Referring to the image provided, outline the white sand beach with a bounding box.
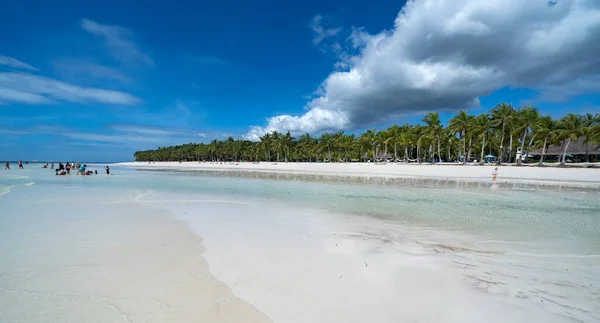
[119,161,600,187]
[0,183,271,323]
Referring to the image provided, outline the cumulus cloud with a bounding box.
[0,55,38,71]
[246,0,600,139]
[0,72,140,105]
[244,108,348,140]
[81,19,154,67]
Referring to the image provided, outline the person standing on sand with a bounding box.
[492,167,499,181]
[4,161,9,170]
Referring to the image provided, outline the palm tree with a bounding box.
[281,131,294,162]
[375,130,390,162]
[386,124,403,162]
[399,124,413,162]
[557,114,584,166]
[491,103,515,164]
[271,131,282,163]
[592,115,600,147]
[260,133,272,161]
[338,134,356,162]
[581,113,599,162]
[449,110,472,164]
[332,131,345,161]
[359,129,377,162]
[423,112,443,163]
[412,125,427,163]
[474,113,496,164]
[442,129,458,162]
[298,133,314,162]
[515,106,540,166]
[535,116,558,166]
[319,132,334,162]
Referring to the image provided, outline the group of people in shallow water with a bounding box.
[50,162,110,176]
[4,160,25,170]
[4,160,110,176]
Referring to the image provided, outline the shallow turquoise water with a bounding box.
[1,165,599,322]
[3,165,600,251]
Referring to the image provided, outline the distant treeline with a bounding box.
[134,104,600,166]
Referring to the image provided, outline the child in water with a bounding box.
[492,167,499,181]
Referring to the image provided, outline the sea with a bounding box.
[1,164,599,322]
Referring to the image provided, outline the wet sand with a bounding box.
[0,185,271,323]
[119,162,600,188]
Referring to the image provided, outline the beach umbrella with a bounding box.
[483,154,496,159]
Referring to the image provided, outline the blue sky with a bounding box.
[1,0,599,161]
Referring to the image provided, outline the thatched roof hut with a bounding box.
[530,137,600,156]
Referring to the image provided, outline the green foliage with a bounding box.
[134,106,599,164]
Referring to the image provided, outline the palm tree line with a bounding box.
[134,104,600,166]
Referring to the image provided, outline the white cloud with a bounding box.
[0,125,71,136]
[80,19,154,67]
[173,99,195,117]
[109,124,204,138]
[0,56,38,71]
[310,14,341,45]
[243,108,348,141]
[53,59,130,83]
[246,0,600,138]
[0,72,140,105]
[64,124,208,148]
[0,123,207,149]
[0,88,52,104]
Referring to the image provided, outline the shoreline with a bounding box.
[118,161,600,189]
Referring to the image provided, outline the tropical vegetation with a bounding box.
[134,105,600,166]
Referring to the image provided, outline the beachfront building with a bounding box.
[530,137,600,163]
